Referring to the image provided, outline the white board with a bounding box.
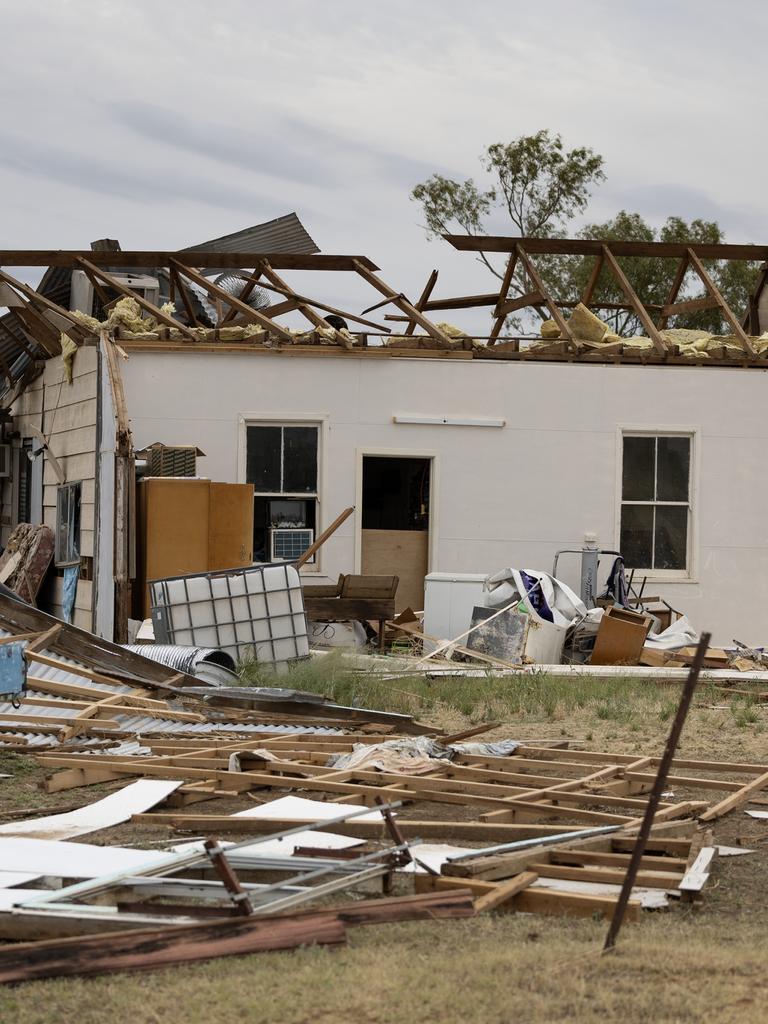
[0,780,181,840]
[0,837,177,878]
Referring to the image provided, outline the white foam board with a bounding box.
[0,780,181,840]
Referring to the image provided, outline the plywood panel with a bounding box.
[361,529,428,612]
[208,483,254,569]
[138,478,211,617]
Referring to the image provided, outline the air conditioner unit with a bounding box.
[0,445,11,478]
[269,528,314,563]
[146,446,198,478]
[69,269,160,318]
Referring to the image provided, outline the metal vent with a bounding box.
[147,446,198,478]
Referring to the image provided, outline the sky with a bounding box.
[1,0,765,332]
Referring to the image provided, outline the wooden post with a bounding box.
[405,270,439,336]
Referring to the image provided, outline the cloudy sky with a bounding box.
[1,0,765,330]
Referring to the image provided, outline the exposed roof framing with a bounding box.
[431,235,765,356]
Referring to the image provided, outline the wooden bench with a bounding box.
[302,575,399,649]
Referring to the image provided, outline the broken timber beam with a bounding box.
[351,259,454,346]
[601,245,667,355]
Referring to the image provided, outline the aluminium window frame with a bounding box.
[614,425,699,583]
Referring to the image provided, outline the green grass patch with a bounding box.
[238,652,721,725]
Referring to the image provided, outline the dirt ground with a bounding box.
[1,698,768,1023]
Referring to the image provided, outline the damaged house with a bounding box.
[0,223,767,646]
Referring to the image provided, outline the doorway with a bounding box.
[360,455,431,611]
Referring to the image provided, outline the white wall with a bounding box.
[119,350,768,645]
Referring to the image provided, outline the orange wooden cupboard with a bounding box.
[136,478,254,617]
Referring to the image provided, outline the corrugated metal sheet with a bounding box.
[0,630,341,752]
[183,213,319,257]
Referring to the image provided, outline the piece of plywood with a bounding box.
[0,780,181,840]
[138,478,210,616]
[208,483,253,569]
[361,529,428,612]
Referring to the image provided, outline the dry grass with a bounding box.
[2,668,768,1023]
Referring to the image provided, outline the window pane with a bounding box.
[654,505,688,570]
[620,504,653,568]
[283,427,318,493]
[657,436,690,502]
[622,436,655,500]
[246,426,281,491]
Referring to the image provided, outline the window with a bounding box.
[246,425,319,563]
[55,482,81,567]
[620,435,691,573]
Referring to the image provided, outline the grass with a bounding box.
[239,650,730,736]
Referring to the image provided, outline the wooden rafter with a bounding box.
[260,260,335,335]
[657,255,695,330]
[9,305,61,357]
[255,280,390,332]
[405,269,438,336]
[515,247,575,345]
[601,245,666,355]
[220,264,264,326]
[489,249,519,344]
[351,260,453,346]
[445,235,768,261]
[580,254,604,305]
[168,267,200,329]
[77,257,198,342]
[168,260,294,344]
[686,247,756,356]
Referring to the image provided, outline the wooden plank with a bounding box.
[699,767,768,821]
[0,252,380,271]
[515,247,574,344]
[686,247,756,356]
[497,290,545,317]
[76,257,198,342]
[405,269,438,334]
[415,874,641,921]
[443,236,768,261]
[128,810,588,842]
[472,871,538,912]
[601,245,666,354]
[0,915,346,983]
[660,296,719,318]
[527,862,683,887]
[351,259,453,346]
[170,260,295,343]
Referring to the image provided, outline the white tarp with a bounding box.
[0,837,177,877]
[0,780,182,841]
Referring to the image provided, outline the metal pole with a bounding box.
[602,631,711,952]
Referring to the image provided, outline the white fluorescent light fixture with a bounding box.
[393,414,505,428]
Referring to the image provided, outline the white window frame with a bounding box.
[615,426,699,583]
[237,414,328,574]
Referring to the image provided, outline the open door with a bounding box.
[361,455,430,611]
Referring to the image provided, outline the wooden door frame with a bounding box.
[354,447,439,575]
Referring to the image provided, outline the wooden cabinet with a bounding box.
[136,478,253,617]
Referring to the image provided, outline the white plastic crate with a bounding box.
[150,563,310,672]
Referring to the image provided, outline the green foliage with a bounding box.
[410,132,760,337]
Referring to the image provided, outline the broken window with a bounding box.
[620,435,691,572]
[246,425,319,563]
[55,482,81,567]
